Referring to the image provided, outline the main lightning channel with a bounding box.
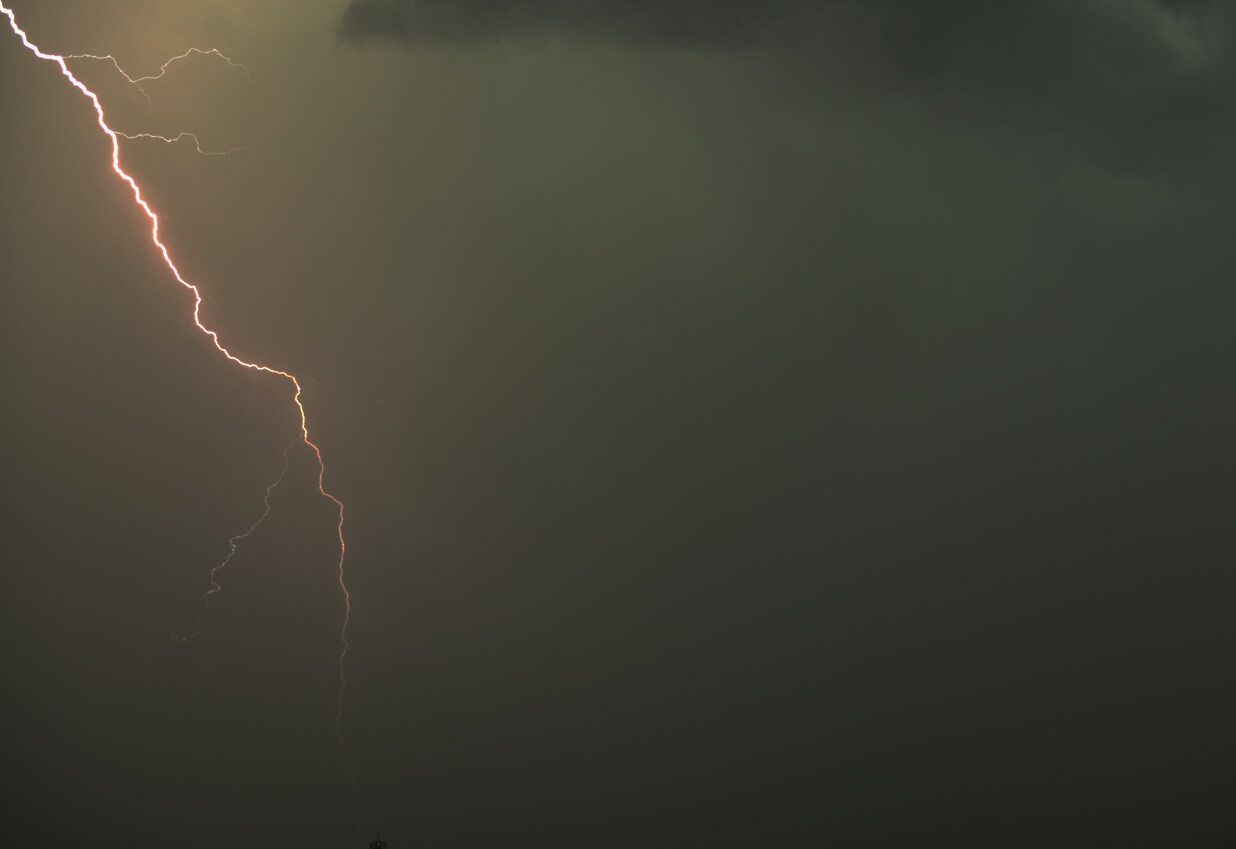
[0,1,356,813]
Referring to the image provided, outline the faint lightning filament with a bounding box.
[116,130,256,156]
[65,46,253,107]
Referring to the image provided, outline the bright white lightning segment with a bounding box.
[0,1,358,822]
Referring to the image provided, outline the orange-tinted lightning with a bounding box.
[1,1,357,818]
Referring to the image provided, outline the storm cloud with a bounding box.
[865,0,1236,174]
[336,0,817,47]
[335,0,1228,54]
[336,0,1236,175]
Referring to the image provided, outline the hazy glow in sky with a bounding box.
[3,2,1235,846]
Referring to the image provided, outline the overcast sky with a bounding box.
[3,1,1235,846]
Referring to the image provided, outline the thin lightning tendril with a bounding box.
[71,49,257,156]
[164,441,293,645]
[115,130,256,156]
[206,443,291,620]
[65,46,253,107]
[0,2,357,819]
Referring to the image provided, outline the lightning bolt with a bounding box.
[0,1,358,820]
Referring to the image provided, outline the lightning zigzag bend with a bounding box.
[0,2,358,818]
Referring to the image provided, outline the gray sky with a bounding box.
[3,1,1235,846]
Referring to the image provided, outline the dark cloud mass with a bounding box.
[337,0,819,46]
[337,0,1236,172]
[337,0,1226,51]
[863,0,1236,174]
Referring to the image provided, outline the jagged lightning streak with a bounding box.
[116,130,256,156]
[162,441,293,644]
[74,45,255,84]
[0,2,357,814]
[65,47,253,107]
